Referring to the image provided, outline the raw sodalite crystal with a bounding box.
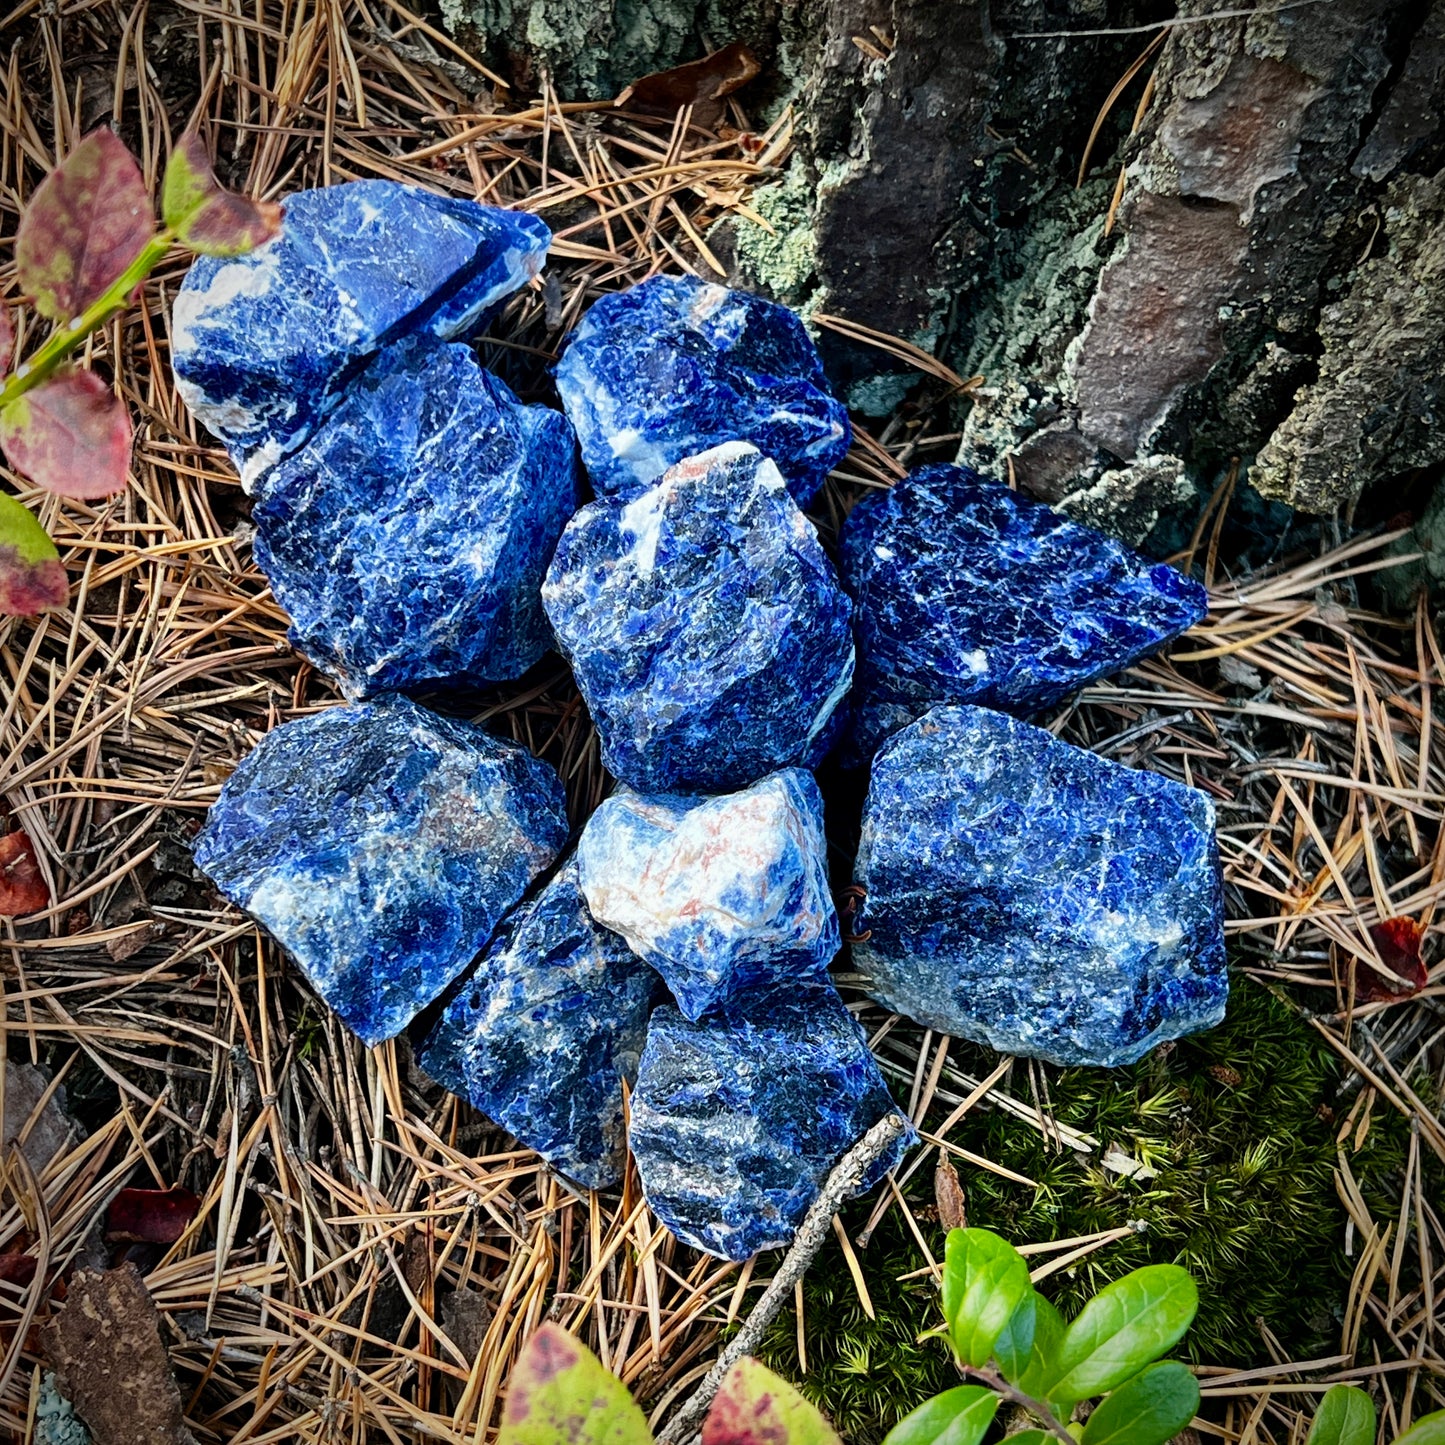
[193,695,568,1046]
[853,705,1228,1067]
[252,337,580,697]
[840,465,1209,762]
[577,769,838,1021]
[630,976,911,1259]
[542,443,855,793]
[553,275,850,506]
[417,859,661,1189]
[172,180,550,485]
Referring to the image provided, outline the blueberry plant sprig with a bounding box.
[887,1227,1202,1445]
[0,126,281,620]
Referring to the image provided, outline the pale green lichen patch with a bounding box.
[727,156,820,307]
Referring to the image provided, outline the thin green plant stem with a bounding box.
[1,230,175,407]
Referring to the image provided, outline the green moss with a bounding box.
[757,979,1418,1444]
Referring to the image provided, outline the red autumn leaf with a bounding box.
[162,129,283,257]
[104,1186,200,1244]
[0,366,132,499]
[16,129,153,323]
[0,831,50,917]
[1357,916,1429,1002]
[0,306,13,380]
[0,491,68,616]
[616,42,762,113]
[0,1255,38,1288]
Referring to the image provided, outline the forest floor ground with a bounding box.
[0,3,1442,1441]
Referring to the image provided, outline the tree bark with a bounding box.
[450,0,1445,539]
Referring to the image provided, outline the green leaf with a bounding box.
[996,1294,1039,1380]
[702,1358,840,1445]
[1080,1362,1200,1445]
[1047,1266,1198,1405]
[941,1227,1034,1368]
[16,128,153,322]
[0,367,132,500]
[1306,1386,1376,1445]
[1394,1410,1445,1445]
[163,130,283,257]
[883,1386,999,1445]
[1012,1295,1066,1400]
[499,1324,653,1445]
[0,493,67,617]
[1002,1432,1051,1445]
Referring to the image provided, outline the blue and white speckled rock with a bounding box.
[193,696,569,1046]
[172,181,549,485]
[854,705,1227,1067]
[577,770,838,1021]
[630,976,911,1259]
[542,443,855,793]
[553,275,849,505]
[416,858,661,1188]
[252,337,579,698]
[840,465,1209,763]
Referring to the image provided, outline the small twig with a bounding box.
[656,1112,910,1445]
[960,1365,1075,1445]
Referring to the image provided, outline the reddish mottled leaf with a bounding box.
[0,306,13,380]
[1357,916,1428,1001]
[616,43,761,113]
[0,367,132,499]
[0,492,67,616]
[935,1152,967,1232]
[0,831,50,917]
[163,130,283,257]
[105,1186,200,1244]
[704,1358,842,1445]
[0,1255,38,1287]
[499,1323,652,1445]
[16,129,152,322]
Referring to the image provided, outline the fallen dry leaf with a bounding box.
[40,1262,199,1445]
[105,1186,200,1244]
[616,42,761,115]
[1358,916,1429,1001]
[0,829,50,916]
[934,1152,966,1232]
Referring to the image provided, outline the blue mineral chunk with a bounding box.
[553,274,850,505]
[577,769,838,1021]
[630,976,912,1259]
[854,705,1228,1067]
[172,180,550,485]
[193,695,569,1046]
[251,337,580,698]
[839,464,1209,763]
[417,858,661,1189]
[541,443,855,793]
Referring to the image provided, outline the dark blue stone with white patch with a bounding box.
[577,770,838,1021]
[840,465,1209,763]
[417,858,661,1189]
[854,705,1227,1067]
[172,180,549,485]
[542,443,855,794]
[553,275,849,506]
[630,976,912,1259]
[252,337,579,698]
[193,696,569,1047]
